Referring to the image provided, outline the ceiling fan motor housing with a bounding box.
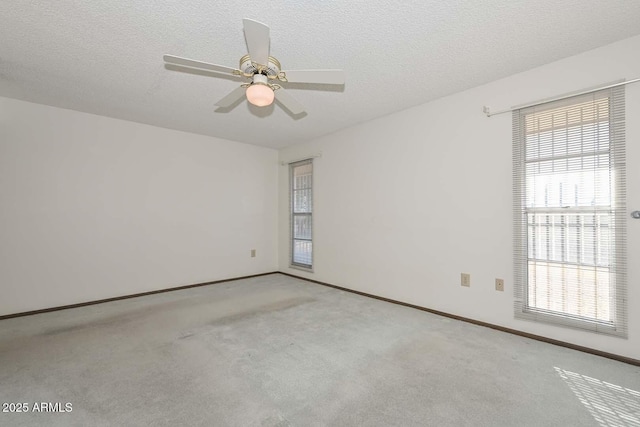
[251,74,269,85]
[239,54,281,77]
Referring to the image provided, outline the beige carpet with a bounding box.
[1,274,639,426]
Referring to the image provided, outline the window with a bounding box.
[290,159,313,269]
[513,87,627,336]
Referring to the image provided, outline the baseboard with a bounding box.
[0,271,279,320]
[279,272,640,367]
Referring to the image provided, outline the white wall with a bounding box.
[278,35,640,360]
[0,97,278,316]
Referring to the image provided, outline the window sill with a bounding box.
[289,264,314,274]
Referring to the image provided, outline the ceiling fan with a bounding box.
[163,18,345,115]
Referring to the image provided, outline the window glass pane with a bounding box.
[293,214,312,240]
[293,188,312,213]
[293,164,312,188]
[525,166,611,208]
[293,240,312,266]
[527,262,611,322]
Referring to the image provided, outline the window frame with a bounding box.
[512,87,627,337]
[289,159,314,271]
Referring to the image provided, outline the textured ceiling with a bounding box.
[2,1,640,149]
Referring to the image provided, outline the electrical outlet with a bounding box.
[250,249,256,258]
[495,278,504,292]
[461,273,470,287]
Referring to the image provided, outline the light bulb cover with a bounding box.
[246,83,274,107]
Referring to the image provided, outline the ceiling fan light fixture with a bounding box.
[246,74,274,107]
[246,83,274,107]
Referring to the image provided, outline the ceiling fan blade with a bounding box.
[281,69,345,85]
[275,89,305,115]
[242,18,270,66]
[163,55,239,75]
[215,86,246,108]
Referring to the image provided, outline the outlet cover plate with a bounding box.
[461,273,471,287]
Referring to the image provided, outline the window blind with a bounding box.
[513,87,627,336]
[290,159,313,269]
